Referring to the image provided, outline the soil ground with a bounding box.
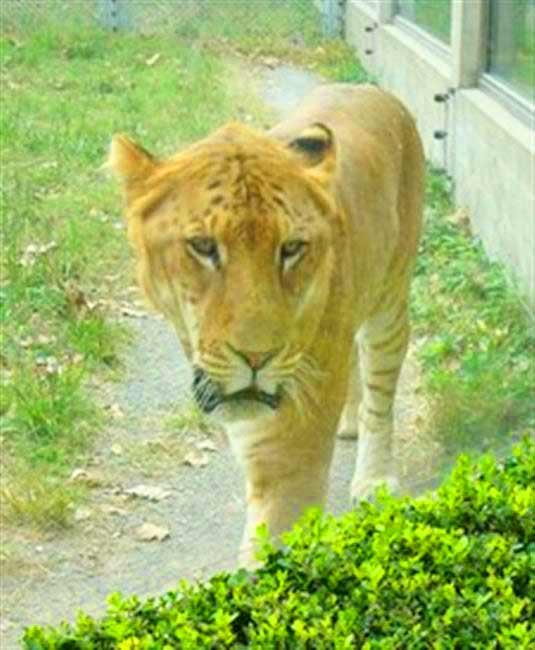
[1,65,437,648]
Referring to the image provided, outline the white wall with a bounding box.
[344,0,535,309]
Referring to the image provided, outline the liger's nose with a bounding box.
[228,345,278,370]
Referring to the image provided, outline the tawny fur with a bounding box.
[110,84,424,566]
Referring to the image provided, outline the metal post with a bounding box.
[377,0,397,24]
[337,0,347,38]
[451,0,486,88]
[322,0,345,38]
[98,0,131,32]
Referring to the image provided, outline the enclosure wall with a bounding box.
[345,0,534,309]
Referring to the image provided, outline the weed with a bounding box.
[412,168,535,462]
[0,469,83,530]
[122,428,189,477]
[1,365,99,468]
[164,400,216,437]
[66,315,130,369]
[313,40,376,83]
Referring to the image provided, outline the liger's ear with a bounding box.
[288,123,336,183]
[108,134,157,186]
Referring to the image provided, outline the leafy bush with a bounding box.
[23,438,534,649]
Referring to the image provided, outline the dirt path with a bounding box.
[2,65,436,648]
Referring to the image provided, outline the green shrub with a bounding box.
[23,438,534,649]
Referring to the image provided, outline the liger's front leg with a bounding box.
[351,299,410,502]
[227,417,335,568]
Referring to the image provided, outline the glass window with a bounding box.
[397,0,452,44]
[488,0,535,101]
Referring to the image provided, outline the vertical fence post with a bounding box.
[451,0,486,88]
[337,0,346,37]
[377,0,397,24]
[322,0,345,38]
[97,0,131,31]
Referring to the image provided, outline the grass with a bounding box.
[143,0,374,83]
[1,469,85,530]
[412,168,535,464]
[164,400,216,436]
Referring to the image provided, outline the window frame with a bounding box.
[479,73,535,127]
[394,0,452,52]
[483,0,534,122]
[393,14,450,61]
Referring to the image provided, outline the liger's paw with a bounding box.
[336,426,359,440]
[336,407,360,439]
[336,415,359,440]
[350,475,400,506]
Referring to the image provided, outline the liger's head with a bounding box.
[109,122,341,421]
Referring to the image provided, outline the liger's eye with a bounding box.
[280,240,308,268]
[186,237,220,267]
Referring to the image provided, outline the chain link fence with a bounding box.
[1,1,346,42]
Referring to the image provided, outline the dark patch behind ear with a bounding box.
[289,123,333,166]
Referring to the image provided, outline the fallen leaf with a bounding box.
[183,449,209,467]
[41,355,62,375]
[74,506,93,522]
[120,304,148,318]
[19,241,58,267]
[0,619,15,633]
[110,443,124,456]
[135,522,170,542]
[108,403,125,419]
[63,282,90,313]
[125,484,171,501]
[260,55,279,68]
[446,359,461,372]
[69,468,103,487]
[447,208,471,232]
[36,334,56,345]
[145,52,161,66]
[197,439,218,453]
[101,504,128,517]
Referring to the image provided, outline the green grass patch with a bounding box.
[22,438,535,648]
[164,400,217,437]
[412,169,535,462]
[2,365,99,467]
[1,468,85,531]
[151,0,373,83]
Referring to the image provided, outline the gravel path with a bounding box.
[2,65,434,648]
